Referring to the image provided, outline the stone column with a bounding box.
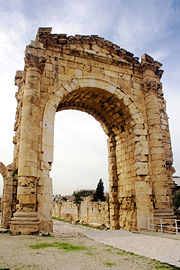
[108,136,119,229]
[10,54,45,234]
[142,54,174,215]
[0,162,8,228]
[13,70,24,169]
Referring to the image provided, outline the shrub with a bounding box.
[174,191,180,209]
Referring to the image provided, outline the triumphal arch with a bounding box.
[1,28,175,234]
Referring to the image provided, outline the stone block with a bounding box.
[45,63,53,71]
[17,194,36,205]
[135,162,148,175]
[45,71,54,78]
[151,147,164,155]
[41,76,49,85]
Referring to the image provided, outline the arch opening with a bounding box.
[56,88,137,230]
[51,109,109,196]
[56,87,132,138]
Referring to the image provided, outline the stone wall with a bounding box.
[53,197,110,227]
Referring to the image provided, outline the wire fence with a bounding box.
[139,217,180,234]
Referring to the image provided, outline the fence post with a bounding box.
[160,219,163,233]
[148,217,150,230]
[175,220,178,235]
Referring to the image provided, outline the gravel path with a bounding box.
[53,220,180,268]
[80,228,180,267]
[0,220,179,270]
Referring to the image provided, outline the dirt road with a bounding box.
[0,220,179,270]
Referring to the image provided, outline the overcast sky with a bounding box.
[0,0,180,195]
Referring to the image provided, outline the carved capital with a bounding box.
[141,62,156,73]
[144,80,163,96]
[25,53,46,72]
[141,63,163,78]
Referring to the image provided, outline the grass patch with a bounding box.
[78,223,102,230]
[10,264,39,270]
[86,251,94,256]
[127,251,136,257]
[103,262,116,267]
[58,242,87,251]
[40,235,53,238]
[104,246,137,257]
[52,216,103,230]
[155,263,180,269]
[52,217,71,224]
[104,248,113,252]
[29,242,53,249]
[116,250,129,256]
[29,241,88,251]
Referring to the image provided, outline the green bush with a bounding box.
[73,189,94,197]
[174,191,180,209]
[73,193,83,205]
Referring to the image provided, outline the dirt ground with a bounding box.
[0,220,179,270]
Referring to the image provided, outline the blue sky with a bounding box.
[0,0,180,195]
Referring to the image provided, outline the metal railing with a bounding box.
[139,217,180,234]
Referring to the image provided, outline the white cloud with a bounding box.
[111,0,174,52]
[0,1,29,167]
[147,49,171,63]
[43,0,114,37]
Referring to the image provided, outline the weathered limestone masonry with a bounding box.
[3,27,174,234]
[53,197,110,227]
[0,162,17,228]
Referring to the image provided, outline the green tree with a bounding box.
[174,191,180,209]
[73,189,94,205]
[93,179,105,202]
[73,189,94,198]
[73,193,82,205]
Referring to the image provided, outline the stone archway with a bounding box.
[0,162,17,228]
[0,162,7,180]
[0,162,7,227]
[41,77,149,232]
[9,27,175,234]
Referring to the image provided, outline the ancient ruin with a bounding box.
[53,196,110,228]
[0,27,176,234]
